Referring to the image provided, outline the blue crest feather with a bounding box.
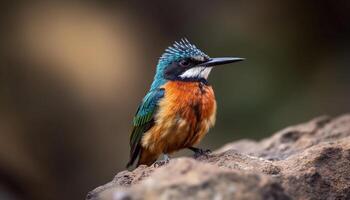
[150,38,209,89]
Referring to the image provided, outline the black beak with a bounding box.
[199,57,244,67]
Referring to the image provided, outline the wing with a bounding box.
[126,88,165,168]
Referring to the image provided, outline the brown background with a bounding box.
[0,0,350,199]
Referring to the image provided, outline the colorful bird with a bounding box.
[127,38,243,168]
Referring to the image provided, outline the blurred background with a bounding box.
[0,0,350,199]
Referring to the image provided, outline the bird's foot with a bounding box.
[188,147,211,159]
[153,154,170,168]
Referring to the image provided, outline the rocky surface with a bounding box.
[87,115,350,200]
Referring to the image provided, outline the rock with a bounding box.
[87,114,350,200]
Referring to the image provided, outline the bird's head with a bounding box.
[151,38,243,89]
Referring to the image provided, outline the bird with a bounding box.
[127,38,244,168]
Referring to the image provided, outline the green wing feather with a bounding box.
[127,88,165,168]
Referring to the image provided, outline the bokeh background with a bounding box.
[1,0,350,199]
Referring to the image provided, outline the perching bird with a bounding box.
[127,38,243,168]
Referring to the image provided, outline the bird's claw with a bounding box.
[153,159,169,168]
[153,154,170,168]
[193,148,211,159]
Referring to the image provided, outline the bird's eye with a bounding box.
[179,60,190,67]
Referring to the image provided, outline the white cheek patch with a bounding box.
[179,67,212,79]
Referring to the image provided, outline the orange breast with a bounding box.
[141,81,216,155]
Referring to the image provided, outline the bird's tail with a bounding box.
[126,144,141,169]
